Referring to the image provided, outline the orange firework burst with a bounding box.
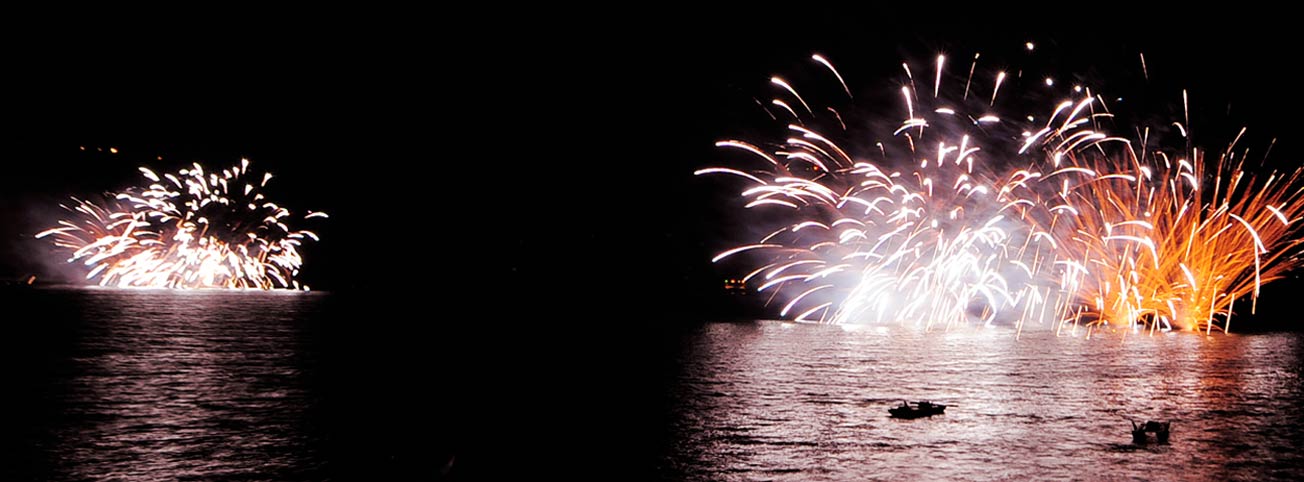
[1044,136,1304,334]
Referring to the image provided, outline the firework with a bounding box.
[36,159,326,290]
[700,54,1077,330]
[700,50,1304,334]
[1045,136,1304,334]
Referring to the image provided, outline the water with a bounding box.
[8,288,1303,479]
[658,321,1304,481]
[1,287,452,480]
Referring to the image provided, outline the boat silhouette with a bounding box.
[889,401,947,419]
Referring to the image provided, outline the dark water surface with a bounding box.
[6,288,1304,480]
[2,287,453,480]
[657,321,1304,481]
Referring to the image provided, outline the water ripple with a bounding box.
[661,321,1304,481]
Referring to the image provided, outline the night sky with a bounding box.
[7,17,1303,314]
[4,13,1304,476]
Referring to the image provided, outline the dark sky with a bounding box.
[5,15,1304,318]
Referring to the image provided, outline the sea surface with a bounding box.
[6,288,1304,480]
[656,321,1304,481]
[1,287,450,480]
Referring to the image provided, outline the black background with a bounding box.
[3,10,1303,478]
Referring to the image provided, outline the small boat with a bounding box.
[889,400,947,419]
[1130,420,1171,444]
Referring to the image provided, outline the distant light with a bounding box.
[1025,42,1035,51]
[157,156,163,160]
[1044,77,1054,86]
[839,323,867,333]
[1074,85,1083,93]
[79,146,85,151]
[109,147,119,154]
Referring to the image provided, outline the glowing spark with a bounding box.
[934,55,945,98]
[714,140,779,166]
[772,76,814,115]
[812,54,851,98]
[991,71,1006,106]
[772,99,800,119]
[712,244,782,263]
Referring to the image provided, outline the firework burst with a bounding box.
[700,54,1082,330]
[37,159,326,290]
[1045,137,1304,334]
[701,50,1304,334]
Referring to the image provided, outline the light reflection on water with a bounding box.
[662,322,1304,481]
[11,288,329,481]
